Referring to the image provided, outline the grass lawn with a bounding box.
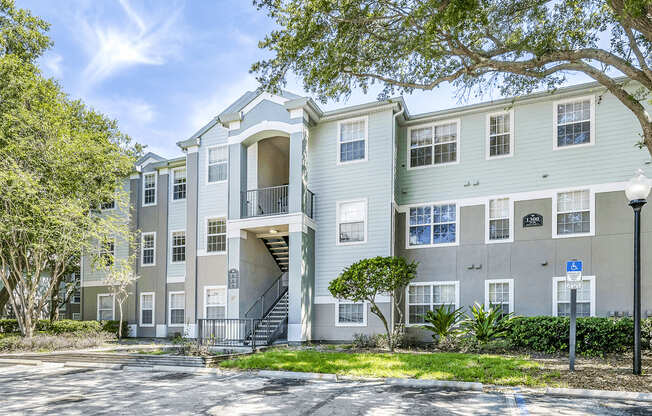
[219,348,562,387]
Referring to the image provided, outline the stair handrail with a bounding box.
[244,273,288,320]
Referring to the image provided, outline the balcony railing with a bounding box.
[241,185,315,219]
[197,318,260,348]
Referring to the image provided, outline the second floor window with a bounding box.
[339,118,367,163]
[337,200,366,244]
[100,240,115,266]
[488,198,510,241]
[208,146,228,183]
[143,173,157,206]
[207,218,226,253]
[556,190,590,235]
[173,168,186,200]
[171,231,186,263]
[487,112,512,157]
[141,232,155,266]
[408,203,457,247]
[555,97,593,148]
[409,121,458,168]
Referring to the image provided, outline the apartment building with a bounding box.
[80,80,652,343]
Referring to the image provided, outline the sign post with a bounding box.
[566,260,583,372]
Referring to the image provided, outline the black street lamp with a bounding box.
[625,169,650,375]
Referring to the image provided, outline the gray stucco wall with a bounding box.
[313,303,390,341]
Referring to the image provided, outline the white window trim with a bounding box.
[205,217,227,255]
[406,118,461,170]
[552,95,595,151]
[335,198,368,246]
[405,201,460,249]
[170,230,186,264]
[100,198,117,212]
[552,276,596,317]
[206,144,229,184]
[96,293,115,321]
[142,172,158,207]
[168,291,185,327]
[552,188,595,239]
[485,197,514,244]
[139,292,155,327]
[204,285,227,319]
[405,281,460,327]
[141,232,156,267]
[334,300,368,327]
[336,116,369,165]
[484,279,514,314]
[72,312,81,320]
[485,109,514,160]
[170,166,187,202]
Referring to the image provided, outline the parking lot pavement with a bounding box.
[0,364,651,415]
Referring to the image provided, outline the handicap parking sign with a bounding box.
[566,260,583,273]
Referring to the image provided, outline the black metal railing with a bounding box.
[244,273,289,320]
[303,188,315,219]
[242,185,288,218]
[197,318,260,348]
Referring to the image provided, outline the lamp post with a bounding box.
[625,169,651,375]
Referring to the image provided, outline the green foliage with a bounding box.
[421,305,465,343]
[0,318,125,336]
[0,332,113,352]
[101,320,129,337]
[462,303,515,343]
[0,0,52,63]
[48,320,103,334]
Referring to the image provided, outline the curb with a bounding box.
[64,362,123,370]
[385,377,483,391]
[546,387,652,402]
[257,370,338,381]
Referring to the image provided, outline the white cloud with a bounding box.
[41,53,63,78]
[89,96,156,126]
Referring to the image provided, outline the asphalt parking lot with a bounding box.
[1,362,651,415]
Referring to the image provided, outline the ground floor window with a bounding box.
[97,294,114,321]
[205,286,226,319]
[485,279,513,314]
[140,292,154,327]
[406,281,459,325]
[169,291,185,326]
[335,301,366,326]
[552,276,595,317]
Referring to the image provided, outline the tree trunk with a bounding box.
[118,301,123,339]
[371,301,393,352]
[23,311,33,338]
[644,122,652,159]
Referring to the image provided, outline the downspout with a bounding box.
[194,144,200,330]
[390,106,405,338]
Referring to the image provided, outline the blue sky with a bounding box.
[20,0,592,158]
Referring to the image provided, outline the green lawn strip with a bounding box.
[219,349,562,387]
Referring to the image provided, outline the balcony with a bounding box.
[241,185,314,219]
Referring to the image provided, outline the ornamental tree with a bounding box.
[253,0,652,155]
[328,256,418,351]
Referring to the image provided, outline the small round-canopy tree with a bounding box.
[328,256,417,351]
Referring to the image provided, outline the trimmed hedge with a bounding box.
[0,319,127,337]
[506,316,651,356]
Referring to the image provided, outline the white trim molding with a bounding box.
[404,200,460,249]
[334,300,368,327]
[140,231,156,267]
[485,197,514,244]
[484,279,514,314]
[242,92,289,115]
[552,275,596,317]
[206,144,228,185]
[485,109,514,160]
[169,229,186,264]
[336,116,369,165]
[142,172,158,207]
[335,198,368,246]
[204,285,227,319]
[97,293,115,321]
[406,118,461,170]
[168,291,185,327]
[228,121,303,145]
[139,292,155,327]
[552,94,595,151]
[227,212,317,239]
[552,188,595,239]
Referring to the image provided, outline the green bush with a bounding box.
[49,320,103,334]
[101,320,129,337]
[0,319,126,336]
[462,303,514,343]
[421,305,465,343]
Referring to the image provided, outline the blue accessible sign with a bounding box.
[566,260,583,273]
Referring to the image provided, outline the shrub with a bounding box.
[49,320,104,334]
[421,305,465,343]
[352,333,377,349]
[0,319,126,336]
[462,303,514,343]
[100,320,129,337]
[0,332,115,352]
[643,318,652,349]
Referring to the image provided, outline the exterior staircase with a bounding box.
[262,236,289,272]
[250,291,288,346]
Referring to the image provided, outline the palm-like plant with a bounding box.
[421,305,465,343]
[462,303,514,343]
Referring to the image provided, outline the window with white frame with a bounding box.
[488,198,511,241]
[141,232,156,266]
[406,282,458,325]
[171,231,186,263]
[205,287,226,319]
[72,289,80,304]
[143,172,157,206]
[556,190,591,235]
[487,111,512,157]
[97,294,114,320]
[409,121,458,168]
[208,146,228,183]
[172,168,186,200]
[337,200,366,244]
[408,203,457,247]
[335,301,366,326]
[72,312,81,320]
[140,292,154,326]
[553,276,595,317]
[169,292,185,326]
[99,239,115,266]
[100,199,115,210]
[207,218,226,253]
[485,279,513,315]
[338,118,367,163]
[555,97,593,148]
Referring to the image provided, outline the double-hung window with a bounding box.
[97,294,114,320]
[140,292,154,326]
[486,111,513,158]
[100,199,115,210]
[408,203,457,247]
[488,198,511,242]
[208,146,228,183]
[172,168,186,200]
[408,120,459,168]
[143,172,157,206]
[485,279,513,315]
[169,292,185,326]
[204,287,226,319]
[338,117,367,163]
[141,232,156,266]
[335,301,366,326]
[336,200,367,244]
[100,239,115,266]
[207,218,226,253]
[553,276,595,317]
[171,231,186,263]
[554,97,594,148]
[406,282,459,325]
[555,190,591,236]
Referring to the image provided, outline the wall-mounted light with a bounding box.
[269,229,278,234]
